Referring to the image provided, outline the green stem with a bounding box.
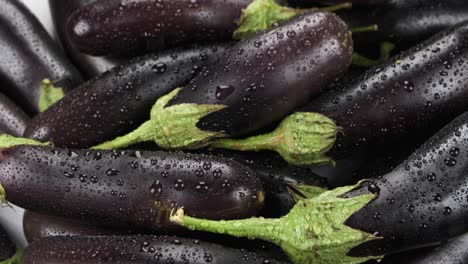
[211,112,337,166]
[211,133,277,152]
[172,183,383,264]
[352,52,379,67]
[171,208,280,243]
[351,24,378,34]
[93,121,153,150]
[319,2,352,12]
[380,41,395,61]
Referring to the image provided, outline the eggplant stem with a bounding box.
[320,2,352,12]
[351,24,378,34]
[93,121,153,150]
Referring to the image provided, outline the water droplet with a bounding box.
[175,179,185,191]
[106,168,120,176]
[149,180,163,197]
[450,147,460,157]
[444,158,457,167]
[152,63,167,73]
[215,85,235,100]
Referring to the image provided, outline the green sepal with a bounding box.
[234,0,304,40]
[171,181,383,264]
[93,88,228,150]
[0,134,51,149]
[0,250,22,264]
[211,112,338,166]
[39,79,64,112]
[150,88,227,149]
[287,183,328,202]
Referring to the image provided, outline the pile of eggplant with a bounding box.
[2,0,468,263]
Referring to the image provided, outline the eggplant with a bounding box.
[95,11,352,166]
[333,0,468,57]
[65,0,350,56]
[0,143,264,232]
[170,111,468,263]
[23,211,129,242]
[49,0,129,79]
[381,233,468,264]
[22,235,289,264]
[0,225,15,262]
[0,0,83,114]
[204,150,329,217]
[24,44,227,148]
[0,93,29,137]
[297,20,468,161]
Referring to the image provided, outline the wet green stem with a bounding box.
[93,121,153,150]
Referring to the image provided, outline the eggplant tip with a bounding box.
[170,207,185,225]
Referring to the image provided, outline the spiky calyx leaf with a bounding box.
[211,112,338,166]
[39,79,64,112]
[171,181,383,264]
[234,0,305,40]
[0,134,51,149]
[151,88,227,149]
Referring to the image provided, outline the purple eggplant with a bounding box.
[0,145,263,232]
[65,0,348,56]
[22,235,290,264]
[49,0,129,79]
[0,93,29,137]
[300,20,468,160]
[0,0,83,114]
[23,210,129,242]
[24,44,227,148]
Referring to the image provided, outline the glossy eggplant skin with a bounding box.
[49,0,128,79]
[0,0,83,114]
[335,0,468,57]
[24,45,227,148]
[205,150,329,217]
[382,233,468,264]
[169,12,352,137]
[340,111,468,257]
[23,211,129,243]
[0,146,263,231]
[0,93,30,137]
[67,0,252,56]
[0,225,15,261]
[304,21,468,159]
[22,235,289,264]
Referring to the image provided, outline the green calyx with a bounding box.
[211,112,338,166]
[171,181,383,264]
[39,79,64,112]
[0,250,22,264]
[234,0,303,40]
[234,0,352,40]
[288,183,328,202]
[94,88,227,150]
[0,134,51,149]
